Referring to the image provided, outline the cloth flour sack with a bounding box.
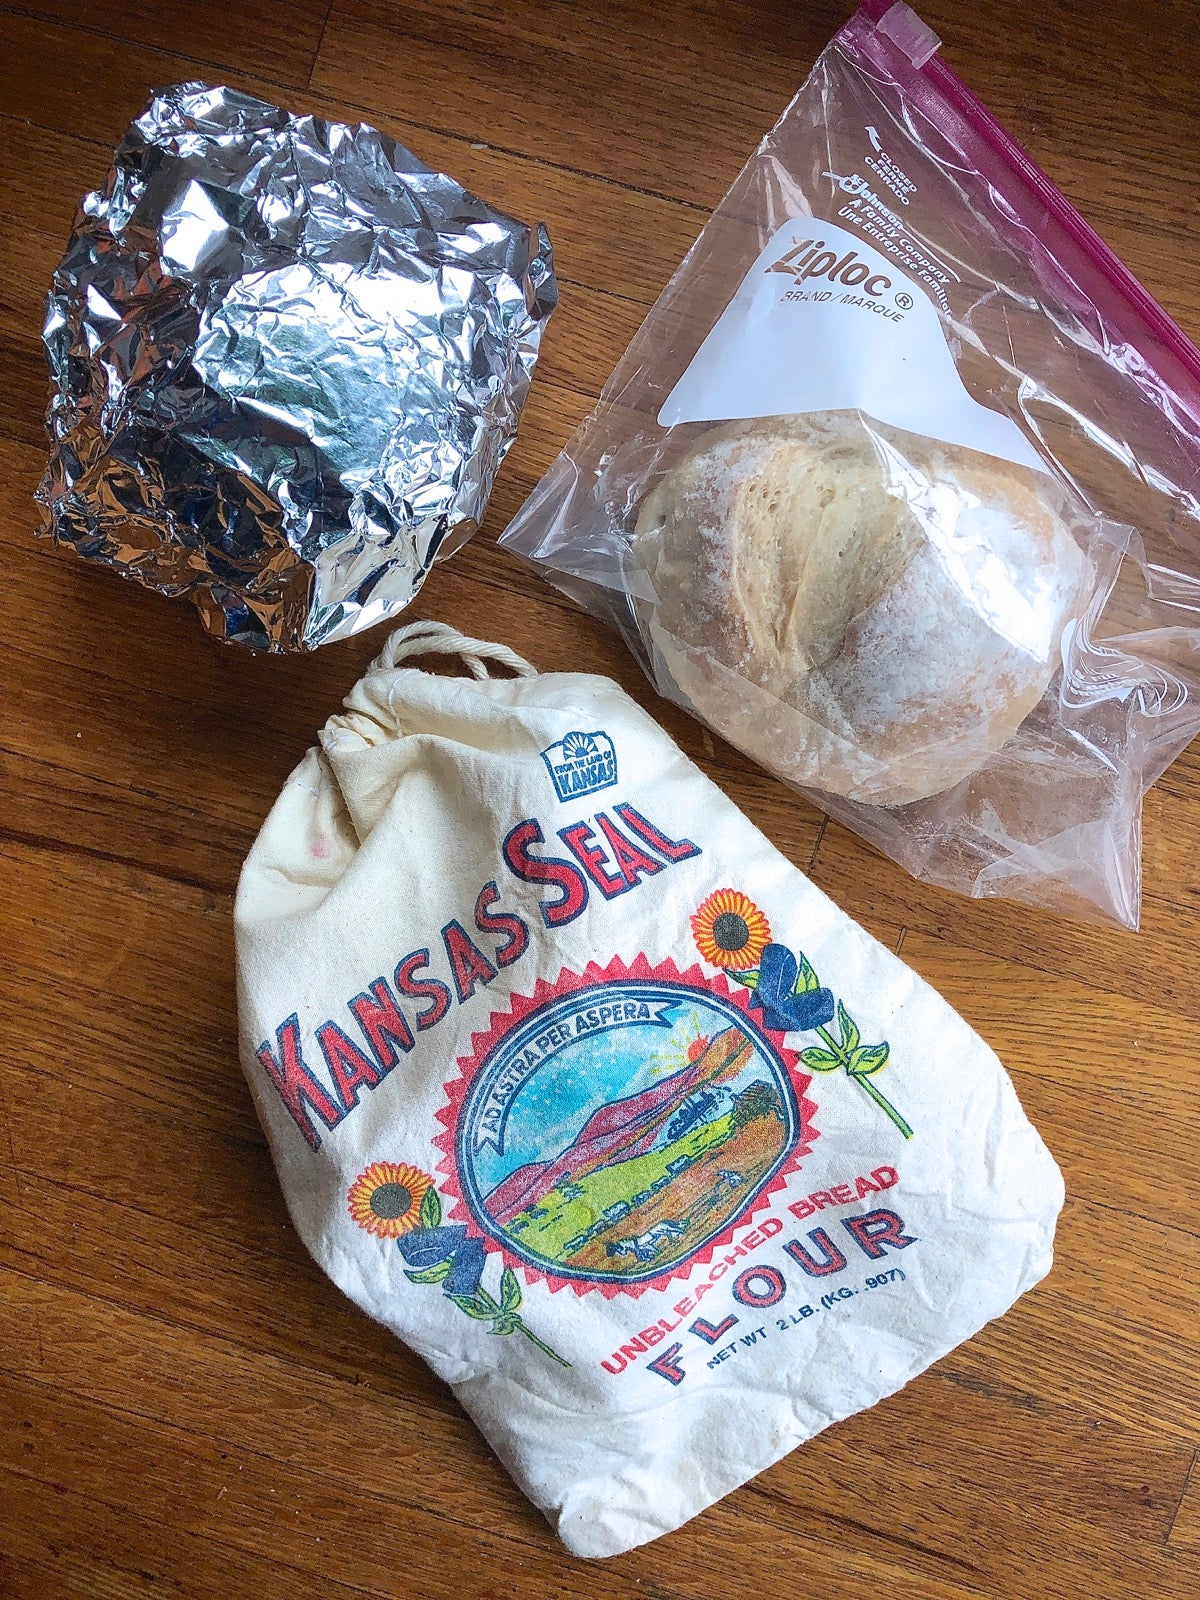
[235,619,1063,1558]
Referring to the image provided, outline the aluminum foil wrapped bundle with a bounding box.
[36,83,557,650]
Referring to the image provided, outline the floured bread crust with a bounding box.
[631,412,1088,807]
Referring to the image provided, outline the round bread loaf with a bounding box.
[631,412,1088,807]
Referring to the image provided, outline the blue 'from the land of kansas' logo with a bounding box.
[541,730,618,802]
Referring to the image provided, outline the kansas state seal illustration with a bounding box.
[436,955,819,1295]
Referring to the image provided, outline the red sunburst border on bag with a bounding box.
[433,952,820,1299]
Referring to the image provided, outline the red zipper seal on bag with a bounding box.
[844,1,1200,425]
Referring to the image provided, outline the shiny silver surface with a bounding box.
[37,83,556,650]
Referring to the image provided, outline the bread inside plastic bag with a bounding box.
[501,1,1200,928]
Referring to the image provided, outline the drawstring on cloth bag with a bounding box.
[369,620,539,680]
[235,621,1062,1558]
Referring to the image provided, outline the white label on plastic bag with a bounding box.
[659,219,1048,475]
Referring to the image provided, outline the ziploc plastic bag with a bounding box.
[501,0,1200,928]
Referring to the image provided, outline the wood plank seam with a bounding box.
[0,819,232,901]
[743,1488,989,1583]
[0,10,716,217]
[1167,1449,1200,1545]
[306,0,336,88]
[0,6,270,88]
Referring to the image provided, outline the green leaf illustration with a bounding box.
[800,1046,840,1071]
[404,1258,454,1285]
[796,953,821,994]
[739,969,760,991]
[397,1216,571,1366]
[849,1043,890,1077]
[499,1267,523,1314]
[419,1187,442,1230]
[449,1293,496,1321]
[837,1001,860,1054]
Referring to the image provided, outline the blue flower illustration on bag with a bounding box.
[347,1164,570,1366]
[691,888,912,1140]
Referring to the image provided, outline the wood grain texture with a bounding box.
[5,0,332,86]
[0,1,1197,1596]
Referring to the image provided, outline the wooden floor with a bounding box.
[2,1,1198,1595]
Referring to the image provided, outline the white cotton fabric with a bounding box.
[235,621,1063,1558]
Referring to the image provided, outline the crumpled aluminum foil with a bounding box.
[36,83,557,650]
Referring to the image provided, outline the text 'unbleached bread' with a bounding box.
[631,412,1089,807]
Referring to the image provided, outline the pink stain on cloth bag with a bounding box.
[235,621,1062,1556]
